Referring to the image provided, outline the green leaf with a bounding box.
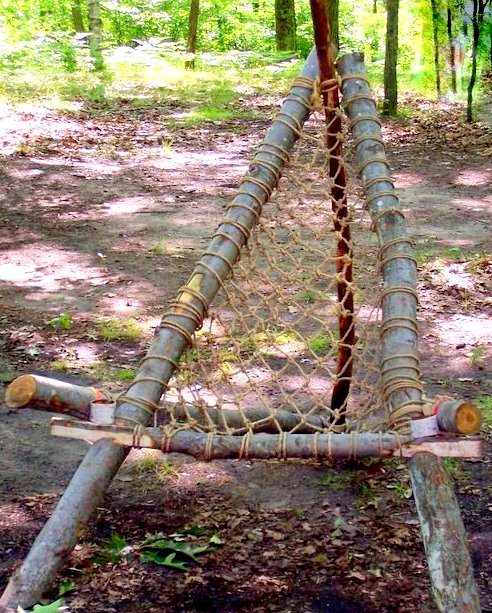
[33,599,64,612]
[182,524,208,536]
[140,551,189,571]
[59,580,76,596]
[17,598,66,613]
[141,539,209,561]
[209,534,223,545]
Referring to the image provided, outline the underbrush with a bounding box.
[0,43,302,120]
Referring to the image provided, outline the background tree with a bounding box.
[431,0,442,96]
[88,0,104,70]
[467,0,491,121]
[185,0,200,69]
[275,0,297,52]
[326,0,339,50]
[383,0,399,115]
[71,0,86,33]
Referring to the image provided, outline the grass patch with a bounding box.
[114,368,137,381]
[442,458,464,481]
[308,333,335,356]
[318,469,355,490]
[0,47,300,117]
[48,312,73,331]
[413,245,465,267]
[50,359,71,372]
[94,317,144,342]
[470,345,486,367]
[477,396,492,427]
[293,289,318,304]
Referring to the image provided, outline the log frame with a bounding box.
[0,50,321,610]
[50,418,482,460]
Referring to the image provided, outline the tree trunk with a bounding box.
[447,5,457,93]
[185,0,200,70]
[87,0,104,71]
[275,0,297,52]
[467,0,480,122]
[431,0,442,97]
[326,0,339,51]
[71,0,86,33]
[383,0,399,115]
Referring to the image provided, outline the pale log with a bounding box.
[409,453,481,612]
[338,53,421,430]
[5,374,109,420]
[3,374,338,433]
[50,418,483,460]
[338,52,481,613]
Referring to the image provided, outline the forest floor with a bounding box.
[0,89,491,613]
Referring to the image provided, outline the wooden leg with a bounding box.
[409,452,481,613]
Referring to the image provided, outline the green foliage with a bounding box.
[17,580,75,612]
[139,531,222,570]
[477,396,492,426]
[308,333,335,356]
[470,345,486,367]
[94,534,128,565]
[114,367,137,381]
[48,312,73,331]
[94,317,143,342]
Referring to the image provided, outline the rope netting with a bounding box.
[114,54,426,456]
[163,92,384,435]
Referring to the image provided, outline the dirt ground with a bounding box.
[0,93,491,612]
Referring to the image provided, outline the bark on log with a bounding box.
[5,375,110,419]
[0,50,321,610]
[338,52,421,432]
[50,418,483,459]
[409,453,481,612]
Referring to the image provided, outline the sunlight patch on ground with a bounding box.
[0,502,31,527]
[0,245,111,293]
[454,169,491,187]
[97,295,143,313]
[149,150,247,170]
[393,172,425,188]
[452,196,492,212]
[100,196,153,215]
[433,314,492,347]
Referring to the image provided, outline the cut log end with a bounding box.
[454,402,482,435]
[4,375,37,408]
[437,400,482,435]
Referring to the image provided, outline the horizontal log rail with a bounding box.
[50,418,482,460]
[5,375,481,436]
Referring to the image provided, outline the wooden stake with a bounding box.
[309,0,355,424]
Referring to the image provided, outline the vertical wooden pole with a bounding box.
[309,0,354,424]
